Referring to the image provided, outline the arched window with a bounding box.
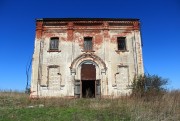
[50,37,59,50]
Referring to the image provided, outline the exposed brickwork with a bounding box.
[31,18,144,98]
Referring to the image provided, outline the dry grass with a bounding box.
[0,90,179,121]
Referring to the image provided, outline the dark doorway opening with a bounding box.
[81,63,96,98]
[82,80,95,98]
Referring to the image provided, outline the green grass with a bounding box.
[0,107,131,121]
[0,91,179,121]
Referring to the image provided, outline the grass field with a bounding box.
[0,90,179,121]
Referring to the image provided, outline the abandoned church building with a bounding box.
[30,18,144,98]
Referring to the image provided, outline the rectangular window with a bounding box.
[50,37,59,50]
[84,37,92,51]
[117,37,126,50]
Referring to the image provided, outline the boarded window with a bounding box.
[48,66,60,90]
[50,37,59,50]
[116,66,129,96]
[117,37,126,50]
[84,37,92,51]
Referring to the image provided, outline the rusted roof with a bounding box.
[36,18,139,22]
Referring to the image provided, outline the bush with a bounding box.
[131,74,168,97]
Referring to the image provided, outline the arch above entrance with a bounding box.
[70,53,107,75]
[70,53,107,80]
[71,53,106,98]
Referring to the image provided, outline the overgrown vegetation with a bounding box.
[131,74,168,98]
[0,89,179,121]
[0,74,178,121]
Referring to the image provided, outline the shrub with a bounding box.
[131,74,168,97]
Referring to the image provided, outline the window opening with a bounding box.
[84,37,92,51]
[117,37,126,50]
[50,37,59,50]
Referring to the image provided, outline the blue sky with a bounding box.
[0,0,179,91]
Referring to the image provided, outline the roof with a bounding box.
[36,18,139,22]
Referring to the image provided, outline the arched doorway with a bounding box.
[81,63,96,98]
[71,53,105,98]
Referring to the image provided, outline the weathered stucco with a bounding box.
[30,18,144,98]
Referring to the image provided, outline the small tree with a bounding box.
[131,74,168,97]
[25,58,32,95]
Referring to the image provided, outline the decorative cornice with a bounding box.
[39,18,140,30]
[42,21,138,25]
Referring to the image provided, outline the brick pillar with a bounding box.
[67,22,74,41]
[133,21,140,30]
[36,21,43,39]
[103,22,111,92]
